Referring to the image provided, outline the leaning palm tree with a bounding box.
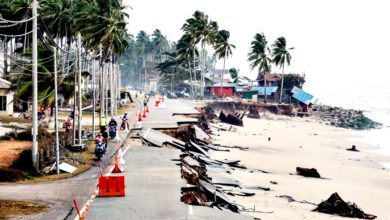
[214,30,235,96]
[272,36,293,103]
[248,33,272,103]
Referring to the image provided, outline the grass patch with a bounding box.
[117,103,136,116]
[0,116,30,124]
[0,200,47,219]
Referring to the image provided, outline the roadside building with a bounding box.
[0,78,13,115]
[208,82,236,97]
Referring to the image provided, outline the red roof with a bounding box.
[257,73,281,81]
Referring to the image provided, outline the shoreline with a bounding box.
[208,114,390,219]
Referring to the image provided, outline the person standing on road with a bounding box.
[100,116,107,133]
[65,118,72,132]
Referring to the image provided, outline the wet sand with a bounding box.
[210,115,390,219]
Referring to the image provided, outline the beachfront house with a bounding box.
[257,73,281,87]
[0,78,14,115]
[291,86,318,112]
[207,82,243,97]
[205,69,231,84]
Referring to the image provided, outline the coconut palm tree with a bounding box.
[272,36,293,103]
[181,16,201,97]
[214,30,235,96]
[192,11,219,97]
[135,30,150,90]
[248,33,272,103]
[176,33,199,97]
[151,29,168,63]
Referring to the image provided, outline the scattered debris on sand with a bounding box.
[313,192,376,219]
[347,145,360,152]
[296,167,321,178]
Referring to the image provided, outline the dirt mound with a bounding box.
[0,141,31,168]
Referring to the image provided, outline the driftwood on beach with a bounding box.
[314,192,376,219]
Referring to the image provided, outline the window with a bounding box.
[0,96,6,111]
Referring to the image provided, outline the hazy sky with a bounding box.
[123,0,390,102]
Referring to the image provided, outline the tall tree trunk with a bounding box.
[211,57,216,96]
[279,64,285,103]
[200,41,205,97]
[220,52,227,96]
[188,60,193,97]
[3,39,9,75]
[192,44,196,98]
[264,73,268,103]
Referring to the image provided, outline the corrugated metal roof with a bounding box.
[253,86,278,95]
[210,82,235,88]
[291,86,318,105]
[0,78,11,89]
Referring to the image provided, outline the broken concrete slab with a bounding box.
[138,128,185,149]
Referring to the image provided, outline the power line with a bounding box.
[38,16,80,54]
[0,22,24,28]
[8,59,76,75]
[0,29,35,38]
[12,62,78,103]
[0,15,37,24]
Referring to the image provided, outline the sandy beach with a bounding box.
[209,114,390,219]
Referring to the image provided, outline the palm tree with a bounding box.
[181,16,201,97]
[135,30,150,90]
[151,29,168,63]
[73,0,129,122]
[272,36,293,103]
[193,11,219,97]
[176,33,199,97]
[248,33,272,103]
[214,30,235,96]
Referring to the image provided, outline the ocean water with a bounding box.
[304,82,390,164]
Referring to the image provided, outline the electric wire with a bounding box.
[38,16,80,54]
[0,15,37,24]
[0,29,35,38]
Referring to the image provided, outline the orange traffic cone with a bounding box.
[138,111,142,122]
[142,108,147,118]
[112,155,123,173]
[146,106,149,113]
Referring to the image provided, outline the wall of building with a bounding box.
[210,87,233,97]
[0,88,14,115]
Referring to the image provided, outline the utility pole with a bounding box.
[92,58,96,137]
[109,53,113,116]
[53,47,60,174]
[31,0,38,170]
[99,44,103,128]
[77,33,82,144]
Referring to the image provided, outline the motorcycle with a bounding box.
[109,125,117,139]
[95,141,106,160]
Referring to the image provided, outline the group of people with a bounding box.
[95,112,130,145]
